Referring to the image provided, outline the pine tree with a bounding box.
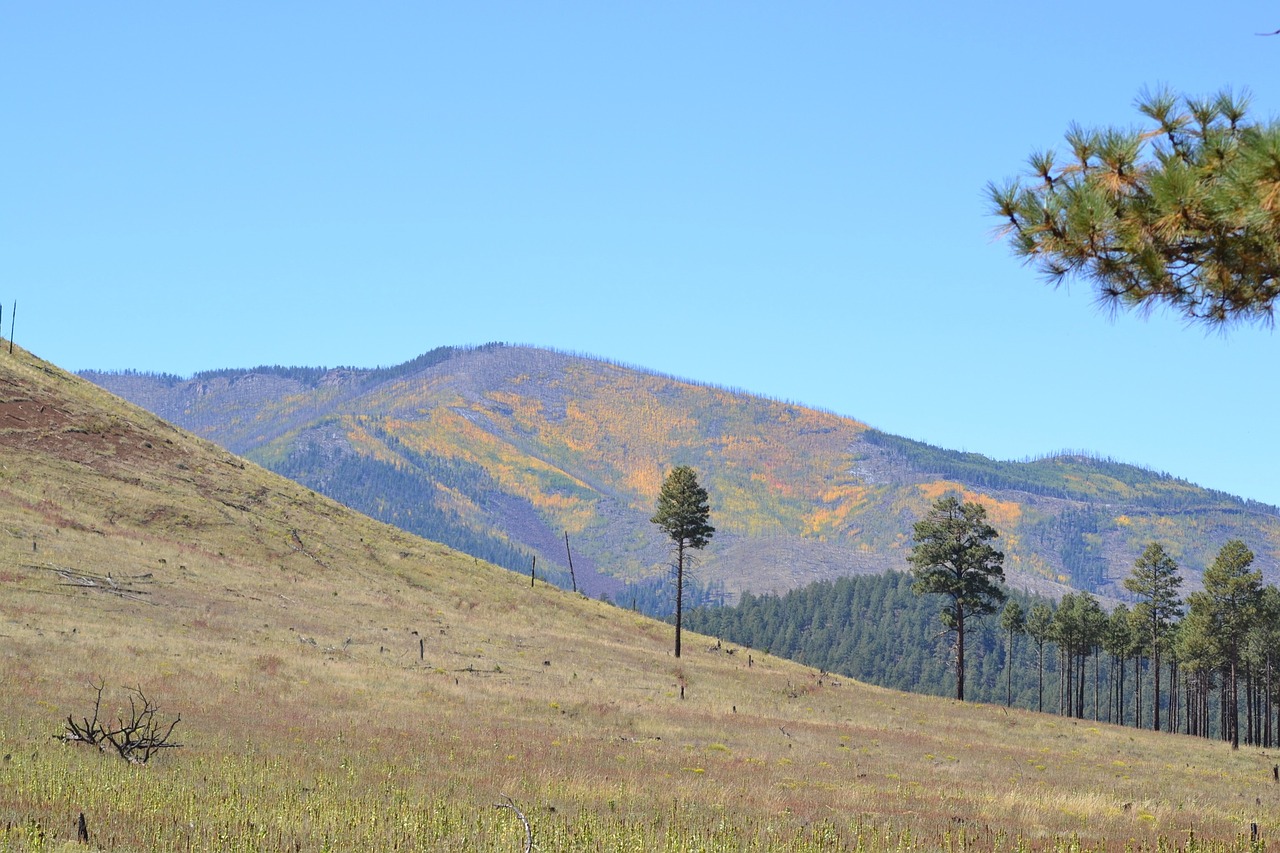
[1124,542,1183,731]
[651,465,714,659]
[907,495,1006,701]
[1052,594,1103,718]
[1174,603,1218,738]
[1025,603,1054,713]
[989,86,1280,327]
[1247,586,1280,747]
[1000,600,1026,707]
[1103,604,1135,725]
[1197,539,1261,749]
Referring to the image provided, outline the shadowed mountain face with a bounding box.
[85,344,1280,602]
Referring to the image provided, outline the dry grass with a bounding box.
[0,345,1276,851]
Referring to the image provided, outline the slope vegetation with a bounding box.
[3,345,1278,850]
[86,345,1280,603]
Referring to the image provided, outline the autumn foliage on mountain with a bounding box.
[87,344,1280,605]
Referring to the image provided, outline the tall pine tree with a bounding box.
[1124,542,1183,732]
[1195,539,1261,748]
[908,495,1006,701]
[651,466,714,659]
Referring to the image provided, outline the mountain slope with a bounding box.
[4,344,1278,849]
[85,345,1280,603]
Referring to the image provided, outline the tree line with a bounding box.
[685,499,1280,749]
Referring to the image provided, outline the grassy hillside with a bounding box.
[4,346,1280,851]
[86,346,1280,605]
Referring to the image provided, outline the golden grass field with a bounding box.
[0,345,1277,851]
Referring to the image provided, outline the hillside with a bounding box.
[4,344,1280,850]
[86,345,1280,604]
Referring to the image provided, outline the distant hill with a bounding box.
[85,344,1280,603]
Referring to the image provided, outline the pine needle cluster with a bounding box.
[989,86,1280,326]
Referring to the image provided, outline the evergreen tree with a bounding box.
[1124,542,1183,731]
[1246,586,1280,747]
[651,465,714,659]
[989,86,1280,327]
[907,495,1006,701]
[1000,600,1026,707]
[1053,594,1103,717]
[1025,603,1054,713]
[1079,595,1107,721]
[1103,604,1135,725]
[1175,603,1218,738]
[1196,539,1262,749]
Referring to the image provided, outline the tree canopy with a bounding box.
[651,465,715,658]
[1124,542,1183,731]
[1186,539,1261,748]
[907,495,1006,701]
[989,86,1280,327]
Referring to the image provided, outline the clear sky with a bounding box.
[5,3,1279,505]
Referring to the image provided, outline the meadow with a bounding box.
[0,346,1277,851]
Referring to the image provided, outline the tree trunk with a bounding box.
[1093,649,1100,722]
[1116,650,1126,722]
[1153,641,1162,732]
[1006,627,1014,707]
[1036,642,1044,714]
[1231,657,1240,749]
[1058,646,1066,716]
[1133,654,1142,728]
[1076,650,1086,718]
[674,542,685,658]
[1266,654,1273,748]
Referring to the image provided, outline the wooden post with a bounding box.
[7,302,13,355]
[563,531,577,593]
[530,556,536,588]
[419,638,425,661]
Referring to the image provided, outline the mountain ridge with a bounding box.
[84,344,1280,604]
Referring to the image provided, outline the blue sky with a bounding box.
[5,3,1279,505]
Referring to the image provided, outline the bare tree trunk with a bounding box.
[1036,641,1044,713]
[1006,626,1014,707]
[1093,649,1100,722]
[1153,642,1162,732]
[1058,646,1066,716]
[563,531,577,593]
[674,542,685,659]
[1259,650,1269,742]
[1133,654,1142,728]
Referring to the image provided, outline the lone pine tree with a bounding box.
[908,494,1006,701]
[651,465,714,659]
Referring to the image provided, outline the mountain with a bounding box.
[85,344,1280,604]
[7,343,1278,849]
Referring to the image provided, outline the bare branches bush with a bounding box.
[58,681,182,764]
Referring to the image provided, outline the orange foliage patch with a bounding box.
[914,482,1021,530]
[803,483,871,536]
[344,419,405,467]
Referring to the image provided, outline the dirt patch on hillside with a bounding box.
[0,375,187,475]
